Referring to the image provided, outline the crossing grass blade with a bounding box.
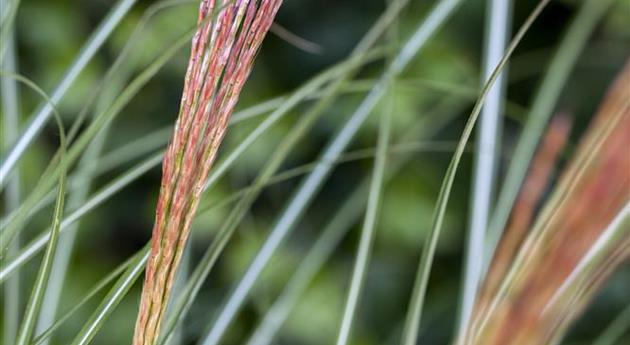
[400,1,551,344]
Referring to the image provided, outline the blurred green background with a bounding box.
[2,0,629,344]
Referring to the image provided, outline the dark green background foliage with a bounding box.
[2,0,629,344]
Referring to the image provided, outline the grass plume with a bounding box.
[132,1,282,344]
[464,59,630,345]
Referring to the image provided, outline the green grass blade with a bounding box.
[160,46,393,345]
[459,0,511,335]
[35,134,460,345]
[34,126,111,345]
[0,0,137,184]
[3,75,480,233]
[7,94,283,230]
[400,1,551,344]
[0,79,481,293]
[5,74,68,345]
[486,0,617,266]
[335,9,397,340]
[62,0,199,145]
[1,28,21,345]
[69,247,150,345]
[335,95,391,345]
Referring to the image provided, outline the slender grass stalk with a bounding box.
[269,23,323,54]
[459,0,511,335]
[401,1,551,344]
[3,73,489,236]
[30,1,177,325]
[336,4,397,341]
[15,175,65,345]
[167,247,190,345]
[197,142,476,217]
[196,1,461,344]
[0,0,137,185]
[4,92,296,238]
[133,2,283,344]
[4,75,68,345]
[335,68,392,345]
[0,66,511,249]
[1,28,21,345]
[4,73,408,230]
[61,0,202,147]
[486,0,617,267]
[32,8,162,331]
